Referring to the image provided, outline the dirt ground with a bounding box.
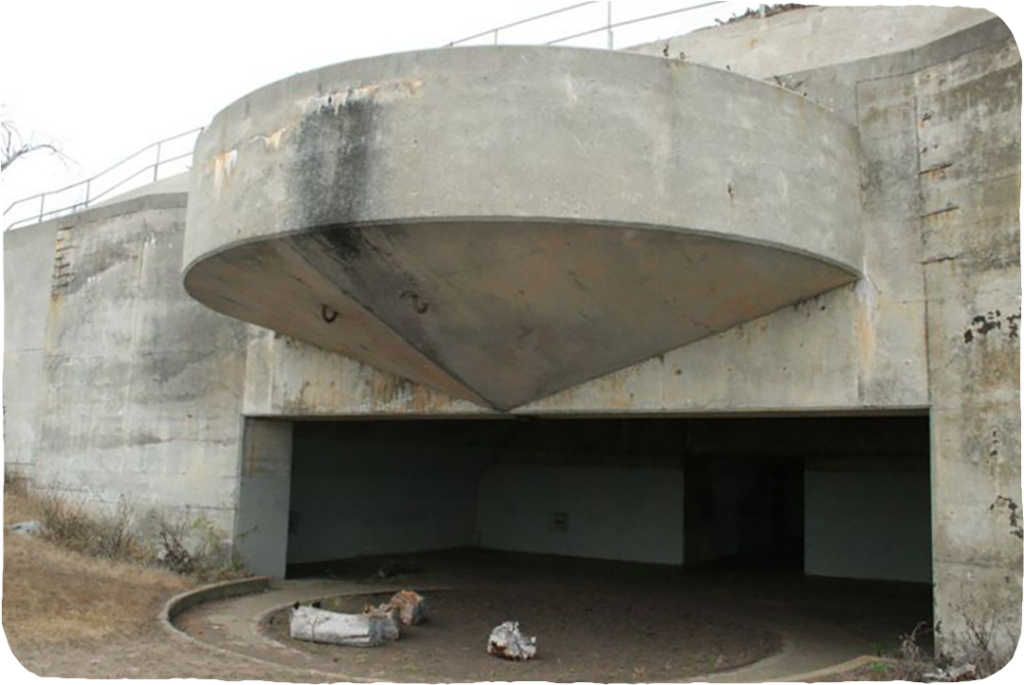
[249,548,928,683]
[265,583,779,682]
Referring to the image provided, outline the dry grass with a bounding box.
[2,475,193,648]
[2,473,43,523]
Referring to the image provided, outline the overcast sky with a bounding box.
[2,0,1020,224]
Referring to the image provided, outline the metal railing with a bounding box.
[447,1,728,50]
[4,127,203,231]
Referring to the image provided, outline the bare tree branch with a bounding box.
[1,116,72,172]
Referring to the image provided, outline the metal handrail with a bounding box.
[447,2,598,47]
[4,126,203,231]
[446,1,728,50]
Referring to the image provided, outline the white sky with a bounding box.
[1,0,755,220]
[2,0,1020,223]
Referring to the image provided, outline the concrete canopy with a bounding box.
[184,47,863,410]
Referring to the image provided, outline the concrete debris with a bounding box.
[290,604,391,647]
[362,603,402,641]
[5,520,44,536]
[388,590,426,626]
[487,621,537,661]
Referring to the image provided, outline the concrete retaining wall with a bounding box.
[4,221,58,474]
[4,188,249,542]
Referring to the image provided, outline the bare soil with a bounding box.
[254,551,786,682]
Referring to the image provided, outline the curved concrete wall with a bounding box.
[184,46,861,272]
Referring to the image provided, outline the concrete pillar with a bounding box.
[918,37,1023,662]
[234,418,293,577]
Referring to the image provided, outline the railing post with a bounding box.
[39,194,45,223]
[607,2,613,49]
[154,141,162,182]
[494,29,499,45]
[85,179,92,208]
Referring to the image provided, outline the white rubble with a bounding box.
[362,603,402,641]
[487,621,537,661]
[290,605,390,647]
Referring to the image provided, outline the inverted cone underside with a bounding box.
[185,222,856,410]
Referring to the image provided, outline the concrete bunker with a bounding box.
[4,4,1017,668]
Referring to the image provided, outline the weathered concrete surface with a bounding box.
[629,6,997,83]
[234,418,293,577]
[185,46,862,410]
[5,190,250,541]
[4,221,58,474]
[916,38,1022,662]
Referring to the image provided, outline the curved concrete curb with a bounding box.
[159,576,358,681]
[160,576,271,625]
[781,654,893,682]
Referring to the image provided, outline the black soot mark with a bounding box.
[290,93,378,229]
[963,309,1021,344]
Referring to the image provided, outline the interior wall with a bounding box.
[5,195,249,544]
[478,464,684,565]
[805,460,932,583]
[282,417,929,581]
[286,422,492,564]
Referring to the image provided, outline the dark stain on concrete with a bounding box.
[291,91,378,230]
[963,309,1021,343]
[1007,312,1020,339]
[990,495,1024,540]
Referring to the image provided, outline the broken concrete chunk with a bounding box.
[362,603,402,641]
[487,621,537,661]
[290,605,389,647]
[388,590,426,626]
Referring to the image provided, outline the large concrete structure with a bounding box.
[4,5,1020,664]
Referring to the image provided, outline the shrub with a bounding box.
[36,491,147,563]
[152,508,247,581]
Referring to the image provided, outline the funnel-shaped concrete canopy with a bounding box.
[184,47,862,411]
